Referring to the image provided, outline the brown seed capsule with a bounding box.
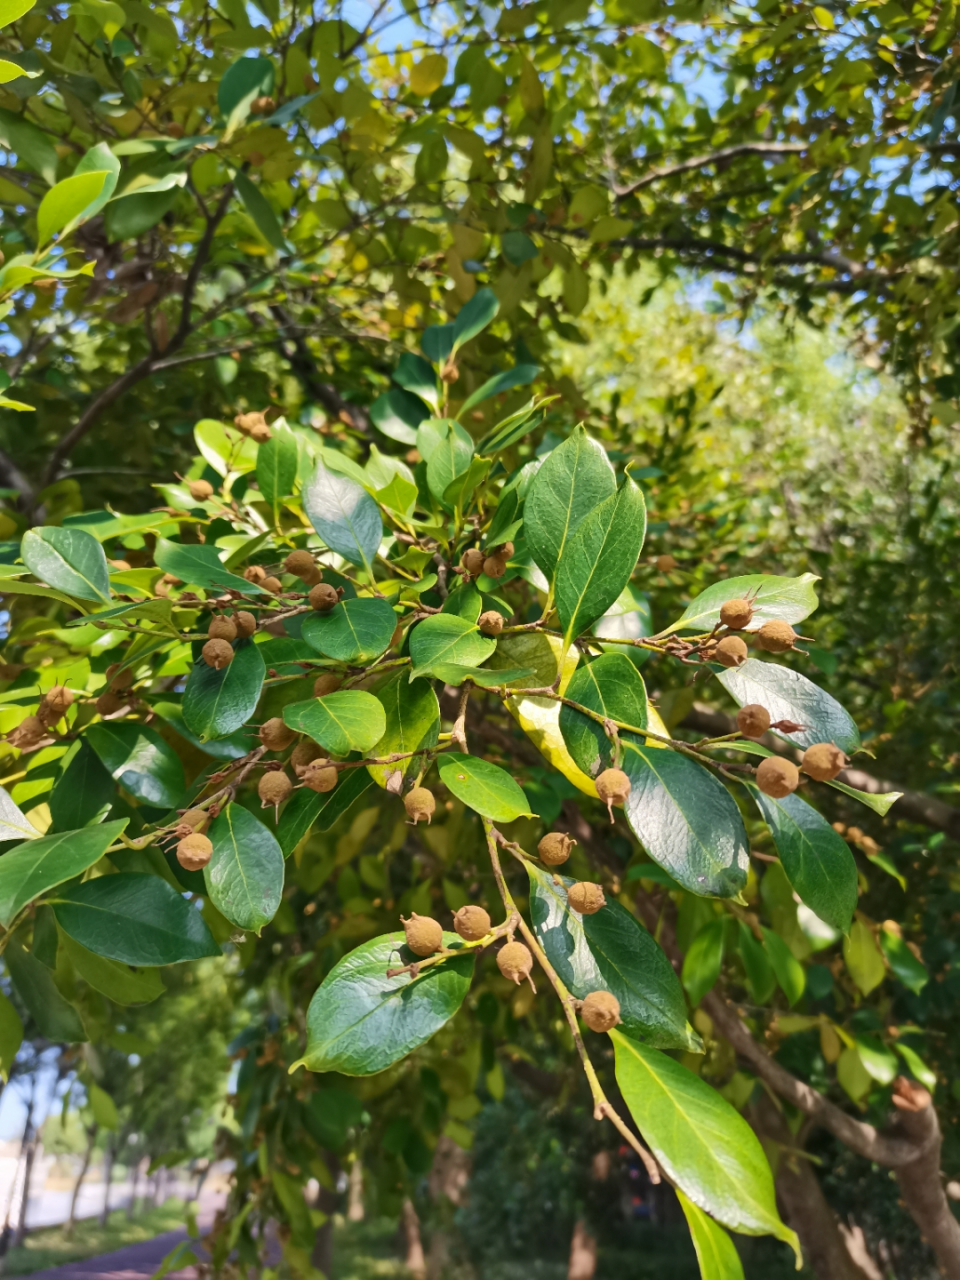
[95,691,126,718]
[234,611,257,638]
[208,615,238,642]
[719,598,753,630]
[757,620,796,653]
[313,673,343,697]
[714,635,748,668]
[259,717,296,751]
[261,575,283,594]
[234,410,268,435]
[106,662,134,690]
[309,582,339,612]
[755,756,800,799]
[538,832,576,866]
[291,740,323,775]
[258,770,293,808]
[737,704,771,739]
[656,554,677,572]
[250,94,276,115]
[9,714,44,745]
[179,807,209,833]
[187,479,214,502]
[581,990,621,1033]
[302,760,338,793]
[801,742,846,782]
[244,565,267,584]
[177,832,213,872]
[595,768,630,821]
[567,882,607,915]
[497,541,515,559]
[482,553,507,579]
[478,610,504,637]
[453,905,491,942]
[404,787,436,825]
[402,913,443,957]
[248,421,272,443]
[41,685,73,720]
[461,548,485,576]
[202,638,234,670]
[284,550,317,579]
[497,940,534,985]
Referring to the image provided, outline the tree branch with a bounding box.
[613,142,810,197]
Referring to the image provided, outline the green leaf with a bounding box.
[48,741,115,831]
[303,459,382,569]
[880,924,928,994]
[393,353,439,414]
[558,653,648,777]
[525,425,616,580]
[451,286,498,352]
[427,664,532,688]
[612,1032,798,1256]
[622,744,749,899]
[0,782,38,841]
[0,106,57,183]
[555,478,647,644]
[0,1,40,28]
[151,701,253,761]
[0,989,23,1077]
[206,803,284,934]
[297,932,473,1075]
[461,364,538,418]
[37,171,110,247]
[0,819,128,928]
[277,769,373,856]
[304,1087,363,1149]
[747,783,858,932]
[256,427,298,508]
[85,721,185,809]
[72,142,120,221]
[6,941,86,1042]
[854,1034,898,1085]
[61,933,164,1006]
[368,674,440,787]
[369,388,427,446]
[104,188,180,242]
[270,1169,314,1250]
[52,873,221,966]
[408,614,495,677]
[21,527,110,602]
[716,659,861,754]
[737,922,775,1005]
[436,752,533,821]
[526,862,698,1050]
[894,1041,936,1091]
[235,172,287,252]
[677,1191,745,1280]
[301,597,396,663]
[182,640,265,742]
[218,54,274,118]
[424,418,474,507]
[283,690,387,755]
[662,573,821,636]
[843,920,885,995]
[443,456,491,512]
[761,927,806,1005]
[194,418,258,477]
[682,919,725,1006]
[87,1082,118,1130]
[154,537,264,595]
[826,778,902,816]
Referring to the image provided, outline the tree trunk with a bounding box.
[126,1158,140,1220]
[567,1220,597,1280]
[890,1078,960,1277]
[64,1126,97,1241]
[10,1077,37,1249]
[98,1138,115,1228]
[401,1198,425,1280]
[346,1159,364,1222]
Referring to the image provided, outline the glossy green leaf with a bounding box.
[105,188,179,242]
[303,459,382,569]
[21,527,111,602]
[761,927,805,1005]
[6,941,86,1042]
[369,388,427,446]
[716,659,861,754]
[443,456,491,512]
[0,1,41,28]
[52,873,221,966]
[283,690,387,755]
[747,784,858,932]
[451,286,498,352]
[256,428,298,508]
[87,1081,119,1130]
[555,478,647,644]
[612,1032,799,1255]
[0,819,128,928]
[0,782,38,842]
[85,721,185,809]
[854,1035,898,1085]
[301,597,396,663]
[304,1088,364,1149]
[235,172,286,252]
[408,614,496,677]
[424,418,474,507]
[737,922,775,1005]
[0,106,57,183]
[880,925,928,994]
[525,425,616,580]
[677,1191,745,1280]
[826,778,902,816]
[368,674,440,787]
[182,640,265,741]
[154,538,264,595]
[48,741,115,831]
[663,573,820,636]
[277,769,373,856]
[682,919,725,1006]
[71,143,120,222]
[218,53,274,117]
[427,664,532,688]
[460,364,539,418]
[526,863,698,1050]
[206,803,284,934]
[622,744,749,899]
[436,752,533,820]
[151,701,253,761]
[61,933,164,1006]
[37,170,110,246]
[297,931,473,1075]
[0,990,23,1077]
[558,653,648,777]
[194,418,258,476]
[894,1041,936,1091]
[393,352,439,413]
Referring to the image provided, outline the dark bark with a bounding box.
[13,1084,37,1248]
[64,1125,97,1240]
[890,1080,960,1278]
[126,1157,140,1219]
[98,1139,116,1228]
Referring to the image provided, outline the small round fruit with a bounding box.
[581,991,621,1033]
[309,583,339,611]
[313,673,342,697]
[234,611,257,638]
[756,756,800,799]
[719,598,753,630]
[595,768,630,820]
[259,717,295,750]
[538,832,576,866]
[187,479,214,501]
[43,685,73,716]
[244,565,267,584]
[497,940,534,985]
[177,832,213,872]
[12,714,44,744]
[106,662,134,690]
[757,620,796,653]
[478,610,504,637]
[208,615,238,642]
[234,410,267,434]
[202,638,234,670]
[96,691,126,717]
[453,905,491,942]
[656,554,677,572]
[482,553,507,579]
[291,740,323,775]
[567,882,607,915]
[258,771,293,807]
[179,807,209,832]
[261,575,283,594]
[461,548,485,576]
[248,421,272,443]
[302,760,338,793]
[714,635,748,668]
[402,913,443,957]
[497,541,515,559]
[404,787,436,825]
[737,704,771,739]
[284,550,317,579]
[801,742,846,782]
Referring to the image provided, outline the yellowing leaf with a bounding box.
[843,920,885,995]
[409,54,447,97]
[519,57,544,114]
[0,0,36,27]
[836,1046,872,1102]
[589,215,634,243]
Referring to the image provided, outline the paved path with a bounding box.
[22,1229,201,1280]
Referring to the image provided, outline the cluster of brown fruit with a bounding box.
[201,611,257,670]
[537,832,608,912]
[754,742,847,799]
[257,717,339,806]
[233,409,272,443]
[96,662,137,718]
[401,906,492,956]
[6,683,75,749]
[174,808,214,871]
[460,541,513,582]
[705,598,798,669]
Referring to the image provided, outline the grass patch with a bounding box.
[3,1198,190,1277]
